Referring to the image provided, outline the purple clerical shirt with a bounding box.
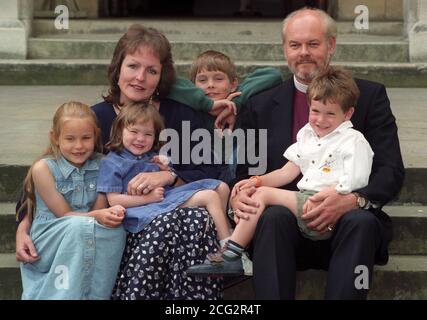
[292,89,309,143]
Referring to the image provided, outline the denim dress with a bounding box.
[97,150,221,233]
[20,154,126,300]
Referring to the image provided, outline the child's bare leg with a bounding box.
[215,182,230,213]
[256,186,298,214]
[230,186,298,248]
[180,188,231,240]
[229,207,261,249]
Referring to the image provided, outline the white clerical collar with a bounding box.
[293,76,308,93]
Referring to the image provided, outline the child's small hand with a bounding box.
[242,180,257,190]
[110,204,126,217]
[236,179,256,191]
[210,93,240,116]
[145,187,165,203]
[211,99,236,114]
[16,232,40,264]
[226,91,242,105]
[151,155,170,171]
[231,179,255,197]
[94,206,126,228]
[214,108,236,132]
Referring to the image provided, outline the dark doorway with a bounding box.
[99,0,330,18]
[129,0,196,17]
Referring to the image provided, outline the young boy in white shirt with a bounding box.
[187,66,374,276]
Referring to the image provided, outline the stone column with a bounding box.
[0,0,33,59]
[405,0,427,62]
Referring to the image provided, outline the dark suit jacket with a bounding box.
[235,77,404,205]
[234,77,405,261]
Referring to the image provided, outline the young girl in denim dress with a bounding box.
[97,102,232,247]
[19,101,127,299]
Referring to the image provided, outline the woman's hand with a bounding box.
[92,205,126,228]
[127,171,173,195]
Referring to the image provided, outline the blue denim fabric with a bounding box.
[34,155,100,220]
[97,150,163,194]
[97,150,222,233]
[21,154,126,300]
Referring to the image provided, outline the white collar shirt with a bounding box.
[293,75,308,93]
[283,120,374,194]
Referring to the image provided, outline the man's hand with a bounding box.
[302,188,358,232]
[302,198,321,217]
[230,187,259,223]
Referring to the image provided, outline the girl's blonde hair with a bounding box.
[106,101,165,153]
[18,101,102,220]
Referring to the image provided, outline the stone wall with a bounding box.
[337,0,403,20]
[405,0,427,62]
[0,0,33,59]
[34,0,99,18]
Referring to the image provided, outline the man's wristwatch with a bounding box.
[353,192,371,209]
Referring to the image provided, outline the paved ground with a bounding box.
[0,86,425,167]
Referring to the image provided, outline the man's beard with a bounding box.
[289,53,332,84]
[295,67,321,83]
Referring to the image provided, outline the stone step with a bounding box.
[2,254,426,300]
[223,255,427,300]
[32,19,405,38]
[1,60,426,87]
[28,35,408,62]
[0,254,21,300]
[0,203,17,254]
[1,203,426,255]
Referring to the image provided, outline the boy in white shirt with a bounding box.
[187,66,374,276]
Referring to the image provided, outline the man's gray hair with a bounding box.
[282,7,338,43]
